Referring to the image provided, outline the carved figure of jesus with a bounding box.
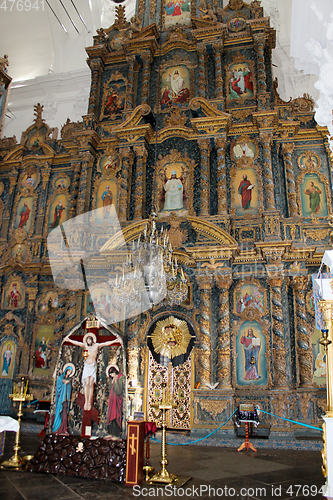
[64,331,118,411]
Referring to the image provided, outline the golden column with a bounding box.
[215,274,232,388]
[196,274,214,386]
[268,273,288,387]
[133,145,148,220]
[281,143,299,218]
[118,147,133,221]
[291,276,313,387]
[198,138,211,216]
[215,137,227,215]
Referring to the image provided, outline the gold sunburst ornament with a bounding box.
[151,316,192,359]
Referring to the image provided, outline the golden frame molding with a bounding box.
[233,277,267,316]
[230,159,264,218]
[297,150,321,170]
[100,70,128,121]
[296,167,332,218]
[226,53,257,106]
[232,308,272,390]
[154,148,195,216]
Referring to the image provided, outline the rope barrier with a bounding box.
[151,408,323,446]
[150,409,238,446]
[259,409,322,431]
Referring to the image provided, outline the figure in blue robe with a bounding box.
[52,366,73,434]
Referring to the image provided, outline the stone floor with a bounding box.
[0,428,326,500]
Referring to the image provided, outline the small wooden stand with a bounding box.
[237,422,257,453]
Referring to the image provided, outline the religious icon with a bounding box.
[6,282,22,309]
[228,62,254,99]
[94,181,117,224]
[236,320,267,386]
[164,0,191,27]
[17,203,31,229]
[161,170,185,211]
[100,74,126,120]
[235,284,265,315]
[102,185,113,219]
[233,141,256,160]
[240,328,261,380]
[233,168,260,216]
[299,152,320,170]
[106,364,124,437]
[300,174,328,217]
[35,336,52,370]
[238,174,255,210]
[33,325,54,374]
[50,199,64,228]
[48,195,69,232]
[99,152,121,174]
[1,341,15,378]
[52,363,75,435]
[160,65,190,109]
[64,331,118,411]
[23,174,35,188]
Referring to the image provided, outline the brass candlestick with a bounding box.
[1,377,33,470]
[149,389,177,484]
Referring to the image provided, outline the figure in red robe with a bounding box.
[243,67,253,93]
[238,174,254,210]
[172,0,182,16]
[18,203,31,228]
[107,365,124,437]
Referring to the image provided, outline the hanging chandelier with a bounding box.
[112,211,188,309]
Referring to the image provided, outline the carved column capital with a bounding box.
[119,147,132,158]
[27,287,38,301]
[253,33,266,50]
[196,274,214,290]
[215,274,233,290]
[126,54,136,65]
[215,137,227,151]
[259,132,273,146]
[133,145,148,158]
[212,42,223,55]
[291,275,308,291]
[197,138,211,151]
[79,151,94,163]
[141,51,153,65]
[281,143,295,156]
